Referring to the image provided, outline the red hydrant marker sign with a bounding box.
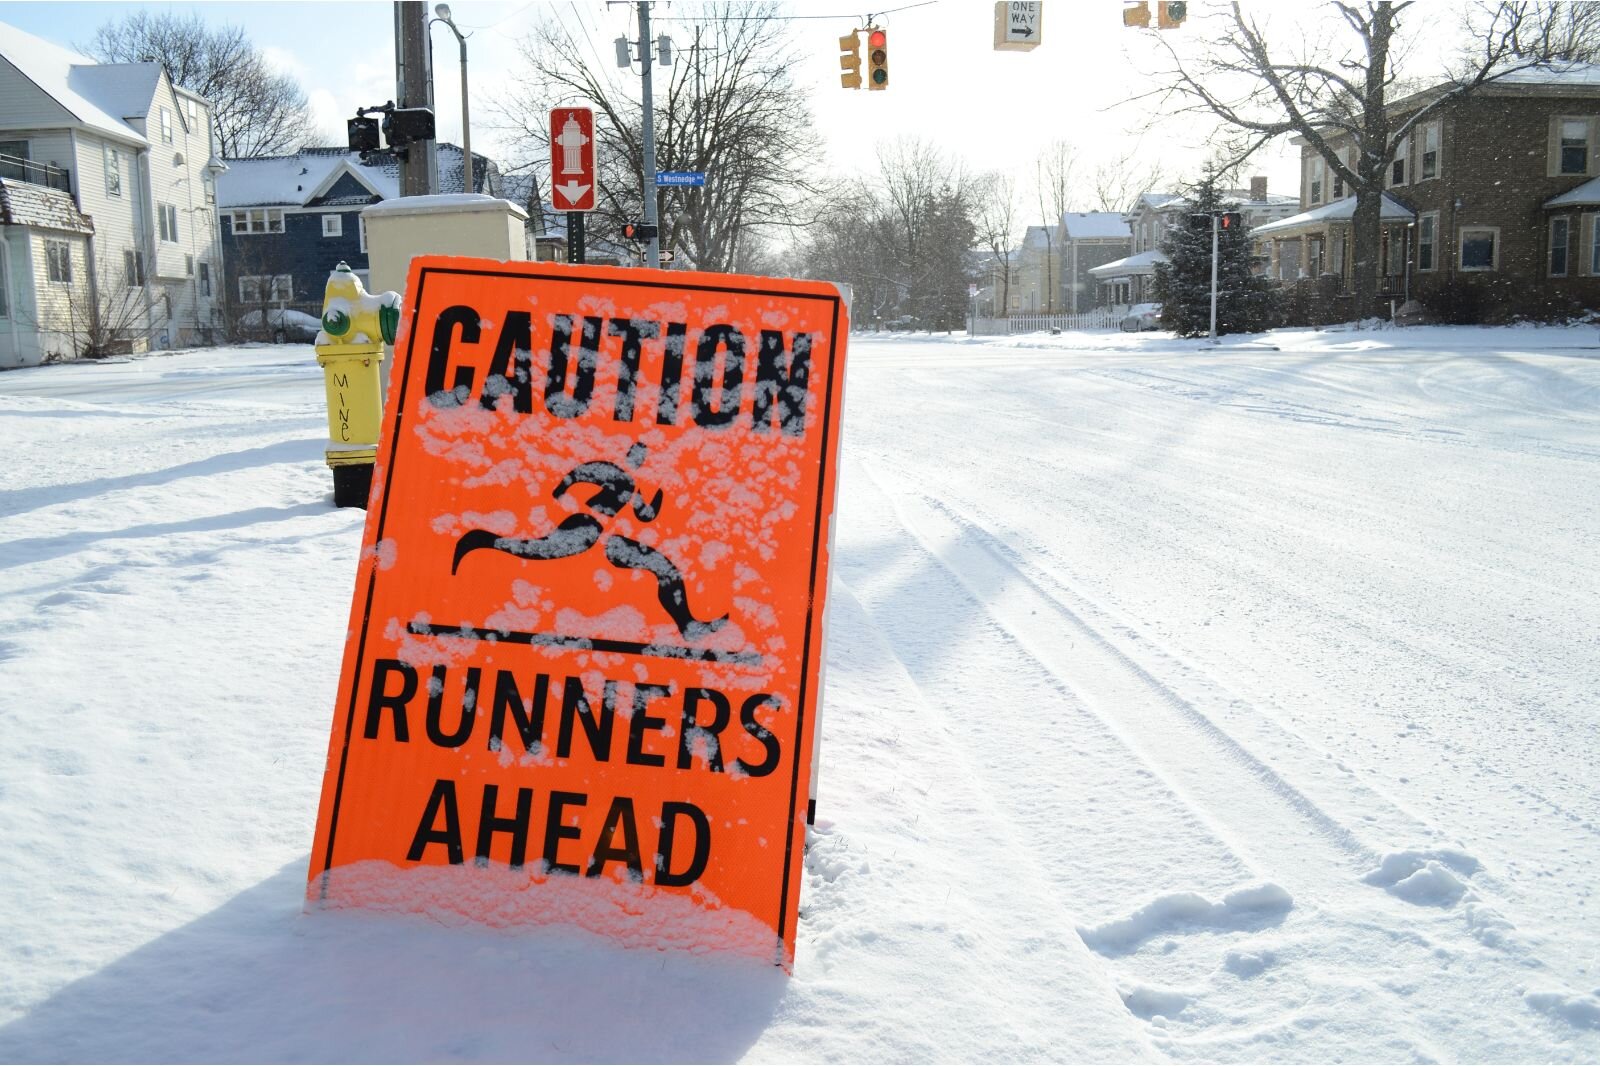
[307,257,848,968]
[549,108,596,211]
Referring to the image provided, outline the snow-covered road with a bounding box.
[2,328,1598,1061]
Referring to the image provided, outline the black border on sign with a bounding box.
[318,263,845,948]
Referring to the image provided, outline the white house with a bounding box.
[1090,180,1298,306]
[0,22,226,366]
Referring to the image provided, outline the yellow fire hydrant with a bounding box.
[314,261,402,508]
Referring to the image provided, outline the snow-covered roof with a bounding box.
[1491,60,1600,87]
[0,22,155,146]
[1544,176,1600,207]
[1138,192,1183,211]
[1088,249,1169,279]
[0,178,94,234]
[1061,212,1130,240]
[1253,193,1415,236]
[363,192,526,220]
[217,145,485,209]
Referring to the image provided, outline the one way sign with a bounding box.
[993,1,1042,51]
[549,108,596,212]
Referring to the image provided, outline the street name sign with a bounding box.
[307,256,849,968]
[550,108,596,211]
[657,171,707,187]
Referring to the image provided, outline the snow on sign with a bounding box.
[549,108,596,212]
[993,0,1043,50]
[307,256,849,969]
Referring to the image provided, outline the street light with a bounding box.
[431,4,472,194]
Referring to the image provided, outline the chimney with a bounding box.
[1249,175,1268,201]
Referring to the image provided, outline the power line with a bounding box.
[652,1,937,22]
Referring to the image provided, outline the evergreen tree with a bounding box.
[1152,176,1277,337]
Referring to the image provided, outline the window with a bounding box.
[158,203,179,243]
[1591,216,1600,275]
[185,97,197,122]
[230,208,284,235]
[1561,119,1589,175]
[104,145,121,196]
[185,254,195,276]
[1550,216,1571,276]
[239,274,293,303]
[1308,236,1326,276]
[0,139,28,161]
[321,214,343,237]
[199,261,212,296]
[160,107,173,144]
[123,249,146,288]
[1417,213,1437,272]
[1309,157,1324,204]
[1459,226,1499,271]
[359,214,367,253]
[1391,135,1409,186]
[45,239,71,283]
[1386,230,1406,275]
[1333,161,1345,200]
[1420,121,1441,181]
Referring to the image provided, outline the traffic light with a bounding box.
[621,222,658,241]
[1123,2,1151,28]
[839,31,862,89]
[866,27,888,90]
[1186,212,1212,236]
[1157,1,1187,28]
[1220,211,1243,231]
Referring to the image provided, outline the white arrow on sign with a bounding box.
[553,180,591,205]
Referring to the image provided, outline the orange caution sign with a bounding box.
[307,257,848,968]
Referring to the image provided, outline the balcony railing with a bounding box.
[0,153,71,193]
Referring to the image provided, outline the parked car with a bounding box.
[883,314,918,332]
[239,308,323,343]
[1120,303,1162,332]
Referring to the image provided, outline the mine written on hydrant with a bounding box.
[314,262,401,508]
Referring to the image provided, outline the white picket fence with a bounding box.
[970,309,1120,336]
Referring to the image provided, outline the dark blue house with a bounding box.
[215,145,498,327]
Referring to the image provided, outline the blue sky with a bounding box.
[0,1,1304,207]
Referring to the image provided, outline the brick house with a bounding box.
[215,144,497,327]
[1255,63,1600,322]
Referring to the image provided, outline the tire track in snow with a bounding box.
[850,461,1597,1059]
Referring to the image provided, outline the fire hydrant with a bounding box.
[314,261,401,508]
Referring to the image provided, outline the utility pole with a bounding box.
[638,0,660,269]
[394,1,438,196]
[1209,213,1219,345]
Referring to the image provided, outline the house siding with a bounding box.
[220,207,368,315]
[0,57,76,130]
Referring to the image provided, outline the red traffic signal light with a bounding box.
[1220,212,1243,230]
[621,222,658,241]
[866,27,888,90]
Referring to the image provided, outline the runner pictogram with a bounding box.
[451,442,727,639]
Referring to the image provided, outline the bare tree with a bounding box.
[1089,150,1171,214]
[84,12,313,159]
[1147,1,1600,319]
[1031,140,1075,313]
[497,2,823,273]
[974,171,1020,315]
[796,138,978,330]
